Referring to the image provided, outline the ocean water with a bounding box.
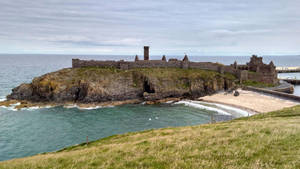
[0,54,299,161]
[278,72,300,80]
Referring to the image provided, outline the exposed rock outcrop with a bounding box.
[7,67,237,104]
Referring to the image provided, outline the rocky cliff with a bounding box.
[7,67,236,104]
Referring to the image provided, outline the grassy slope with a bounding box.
[1,106,300,169]
[242,80,275,88]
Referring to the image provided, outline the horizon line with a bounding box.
[0,53,299,57]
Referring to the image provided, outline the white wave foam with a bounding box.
[4,106,18,111]
[20,106,40,111]
[11,102,21,106]
[0,95,6,101]
[78,106,103,110]
[175,100,253,117]
[1,102,40,111]
[64,104,78,109]
[43,105,55,109]
[1,102,115,111]
[63,104,114,110]
[80,105,115,110]
[195,101,253,116]
[0,103,56,111]
[175,100,231,115]
[0,102,21,111]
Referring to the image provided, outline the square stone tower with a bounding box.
[144,46,149,60]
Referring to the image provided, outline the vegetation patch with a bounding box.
[242,80,275,88]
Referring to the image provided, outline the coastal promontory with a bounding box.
[6,67,236,105]
[2,47,280,109]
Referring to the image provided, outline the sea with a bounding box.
[0,54,299,161]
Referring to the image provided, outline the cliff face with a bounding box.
[7,67,236,103]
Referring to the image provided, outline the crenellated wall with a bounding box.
[72,59,119,68]
[72,54,279,85]
[72,58,236,75]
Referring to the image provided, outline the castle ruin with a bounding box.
[232,55,278,84]
[72,47,278,84]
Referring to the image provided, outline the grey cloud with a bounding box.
[0,0,300,55]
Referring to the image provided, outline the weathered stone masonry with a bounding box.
[232,55,278,84]
[72,47,278,84]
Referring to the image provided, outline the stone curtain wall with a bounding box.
[72,46,278,85]
[247,71,278,84]
[72,59,119,68]
[72,55,279,85]
[72,59,235,74]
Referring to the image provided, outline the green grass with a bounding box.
[74,67,235,81]
[242,80,275,88]
[1,106,300,169]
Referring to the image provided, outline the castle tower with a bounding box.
[144,46,149,60]
[269,61,275,67]
[183,54,189,62]
[269,61,276,72]
[233,61,237,69]
[135,55,139,61]
[182,54,189,69]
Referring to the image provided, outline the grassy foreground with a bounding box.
[1,106,300,169]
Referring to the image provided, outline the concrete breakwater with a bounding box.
[244,86,300,102]
[276,67,300,73]
[281,79,300,85]
[267,80,294,94]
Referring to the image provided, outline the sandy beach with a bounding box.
[200,89,299,113]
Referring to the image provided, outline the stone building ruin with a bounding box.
[232,55,278,84]
[72,46,278,84]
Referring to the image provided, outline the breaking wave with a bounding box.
[174,100,253,117]
[175,100,231,115]
[0,96,6,102]
[63,104,115,110]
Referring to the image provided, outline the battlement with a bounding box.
[72,58,232,72]
[72,47,278,84]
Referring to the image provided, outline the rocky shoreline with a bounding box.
[0,97,184,110]
[2,67,237,109]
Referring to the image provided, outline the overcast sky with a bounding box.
[0,0,300,55]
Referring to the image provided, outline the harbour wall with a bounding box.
[277,67,300,73]
[281,79,300,85]
[244,86,300,102]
